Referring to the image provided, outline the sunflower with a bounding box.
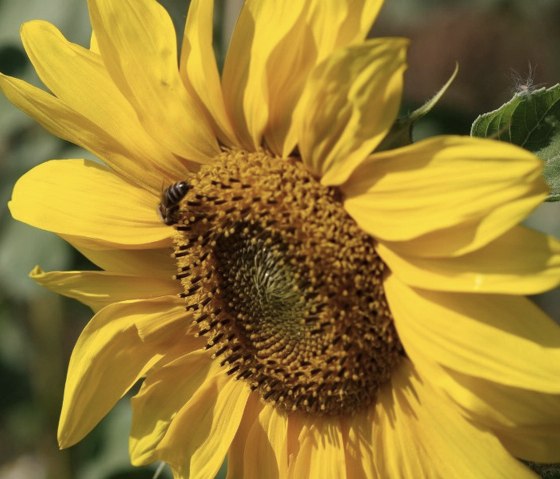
[3,0,560,477]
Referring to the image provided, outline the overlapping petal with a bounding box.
[222,0,307,150]
[227,399,289,479]
[343,136,547,254]
[295,38,407,185]
[88,0,219,163]
[307,1,383,58]
[0,75,169,193]
[154,372,251,479]
[384,274,560,393]
[58,297,188,448]
[378,226,560,294]
[344,410,376,479]
[226,394,263,479]
[373,361,537,478]
[398,348,560,463]
[291,421,347,479]
[130,350,217,465]
[9,160,171,248]
[444,372,560,463]
[180,0,236,147]
[228,0,385,156]
[20,20,189,189]
[67,240,176,279]
[30,266,179,312]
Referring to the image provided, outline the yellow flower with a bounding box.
[3,0,560,477]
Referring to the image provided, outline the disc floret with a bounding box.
[171,151,402,416]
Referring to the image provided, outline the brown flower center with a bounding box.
[167,150,402,416]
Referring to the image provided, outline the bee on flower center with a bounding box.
[158,181,191,226]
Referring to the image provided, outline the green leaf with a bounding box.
[377,64,458,152]
[471,84,560,202]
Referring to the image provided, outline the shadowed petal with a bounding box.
[373,361,537,478]
[291,420,347,479]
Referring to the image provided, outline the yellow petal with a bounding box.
[244,404,289,479]
[343,136,547,247]
[373,361,537,478]
[378,226,560,294]
[9,160,171,248]
[180,0,236,147]
[226,394,263,479]
[30,265,179,312]
[0,74,173,193]
[295,38,407,185]
[158,373,251,479]
[260,0,385,156]
[344,409,377,479]
[130,350,216,465]
[307,0,383,63]
[20,20,189,189]
[445,372,560,463]
[274,0,385,156]
[500,426,560,464]
[88,0,219,162]
[58,297,186,448]
[67,241,176,279]
[261,9,315,156]
[222,0,307,150]
[381,194,545,258]
[385,274,560,393]
[401,351,560,464]
[89,31,99,53]
[292,421,347,479]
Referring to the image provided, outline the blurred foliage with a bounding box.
[0,1,558,479]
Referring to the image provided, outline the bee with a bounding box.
[158,181,190,225]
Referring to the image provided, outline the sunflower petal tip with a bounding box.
[28,265,43,278]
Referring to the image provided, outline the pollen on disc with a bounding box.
[170,150,403,417]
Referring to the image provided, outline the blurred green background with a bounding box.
[0,1,558,478]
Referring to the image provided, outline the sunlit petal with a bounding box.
[296,38,407,185]
[343,136,546,251]
[88,0,219,162]
[9,160,170,248]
